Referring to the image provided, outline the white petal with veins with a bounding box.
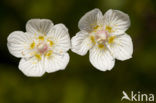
[19,56,45,77]
[89,45,115,71]
[26,19,54,35]
[7,31,34,58]
[45,53,69,73]
[78,8,103,32]
[103,9,130,35]
[71,30,93,56]
[47,24,70,53]
[108,33,133,61]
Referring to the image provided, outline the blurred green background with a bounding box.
[0,0,156,103]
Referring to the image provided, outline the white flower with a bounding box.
[71,9,133,71]
[7,19,70,77]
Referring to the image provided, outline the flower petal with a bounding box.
[89,45,115,71]
[78,8,103,32]
[19,57,45,77]
[26,19,53,35]
[45,53,69,73]
[103,9,130,35]
[108,33,133,61]
[7,31,34,58]
[47,24,70,53]
[71,30,93,56]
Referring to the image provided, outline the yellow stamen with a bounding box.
[98,44,104,49]
[93,25,102,32]
[105,26,113,33]
[47,39,54,47]
[108,36,116,44]
[30,41,35,49]
[90,36,95,45]
[35,54,41,60]
[45,50,53,58]
[38,36,44,41]
[94,25,99,30]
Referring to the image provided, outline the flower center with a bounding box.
[37,42,48,54]
[91,25,115,49]
[93,25,108,44]
[29,35,54,60]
